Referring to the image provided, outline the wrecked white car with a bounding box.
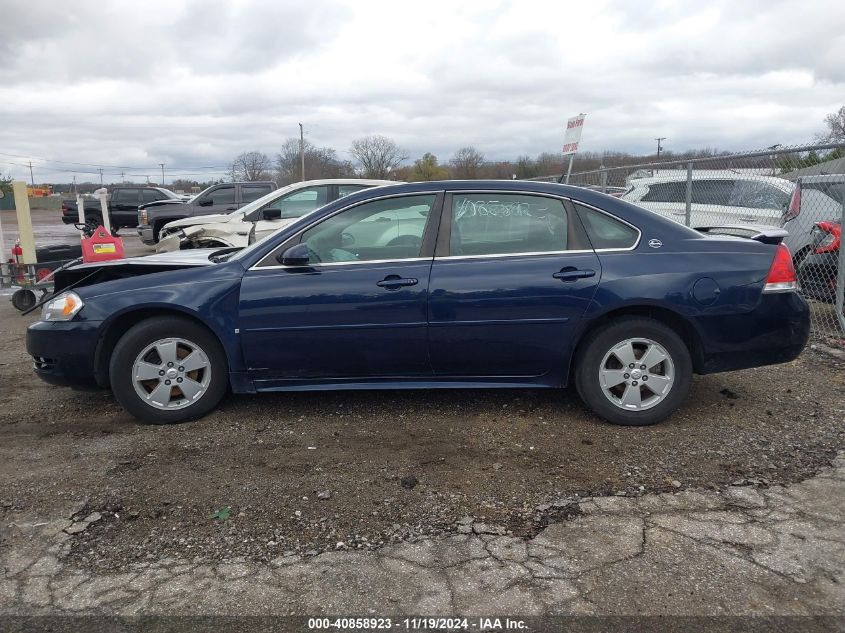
[156,179,394,252]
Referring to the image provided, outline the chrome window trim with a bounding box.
[250,257,433,271]
[249,192,442,271]
[436,249,594,261]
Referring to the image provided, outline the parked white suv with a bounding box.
[622,174,794,228]
[156,179,394,252]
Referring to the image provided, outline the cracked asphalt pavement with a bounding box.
[2,456,843,616]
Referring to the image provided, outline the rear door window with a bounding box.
[113,189,139,204]
[207,186,236,206]
[242,184,272,203]
[449,193,570,256]
[141,189,163,204]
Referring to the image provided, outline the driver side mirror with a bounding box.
[262,208,282,221]
[277,243,310,266]
[198,198,213,207]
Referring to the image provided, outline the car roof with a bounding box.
[283,178,397,187]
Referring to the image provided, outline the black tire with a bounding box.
[574,317,692,426]
[109,317,228,424]
[11,289,37,312]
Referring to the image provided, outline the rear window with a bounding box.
[640,182,686,203]
[242,185,272,203]
[112,189,139,204]
[141,189,164,203]
[803,181,845,205]
[576,204,639,250]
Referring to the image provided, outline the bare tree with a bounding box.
[230,151,273,182]
[275,138,354,185]
[349,135,407,179]
[818,105,845,143]
[450,146,485,179]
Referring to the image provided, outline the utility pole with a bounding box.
[28,161,35,187]
[299,122,305,182]
[655,137,666,159]
[72,175,76,195]
[159,163,165,186]
[146,175,150,184]
[98,168,104,186]
[121,171,125,183]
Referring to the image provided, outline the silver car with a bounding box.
[623,174,793,229]
[782,175,845,265]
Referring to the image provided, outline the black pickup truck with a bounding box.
[61,187,184,232]
[137,181,276,244]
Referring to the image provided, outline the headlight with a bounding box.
[140,210,148,224]
[41,291,84,321]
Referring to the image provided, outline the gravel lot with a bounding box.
[1,293,843,573]
[1,209,844,576]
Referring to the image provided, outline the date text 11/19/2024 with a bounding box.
[307,617,528,630]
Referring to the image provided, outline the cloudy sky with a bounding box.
[1,0,843,184]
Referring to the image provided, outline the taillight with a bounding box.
[813,221,841,254]
[784,184,801,222]
[763,243,797,293]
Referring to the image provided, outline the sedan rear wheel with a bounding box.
[575,317,692,426]
[110,317,228,424]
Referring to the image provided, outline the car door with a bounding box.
[238,192,442,383]
[427,191,602,378]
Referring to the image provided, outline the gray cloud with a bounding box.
[0,0,842,184]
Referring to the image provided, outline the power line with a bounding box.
[0,151,229,171]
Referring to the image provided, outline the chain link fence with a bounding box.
[532,143,845,344]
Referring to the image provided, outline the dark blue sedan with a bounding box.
[26,181,809,426]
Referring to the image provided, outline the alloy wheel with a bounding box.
[598,338,675,411]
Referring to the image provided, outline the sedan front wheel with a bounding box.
[109,317,228,424]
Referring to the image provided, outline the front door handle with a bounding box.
[553,267,596,282]
[377,275,418,289]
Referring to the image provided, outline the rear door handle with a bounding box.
[553,268,596,282]
[377,275,418,289]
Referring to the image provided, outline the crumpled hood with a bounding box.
[163,212,242,230]
[52,249,224,293]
